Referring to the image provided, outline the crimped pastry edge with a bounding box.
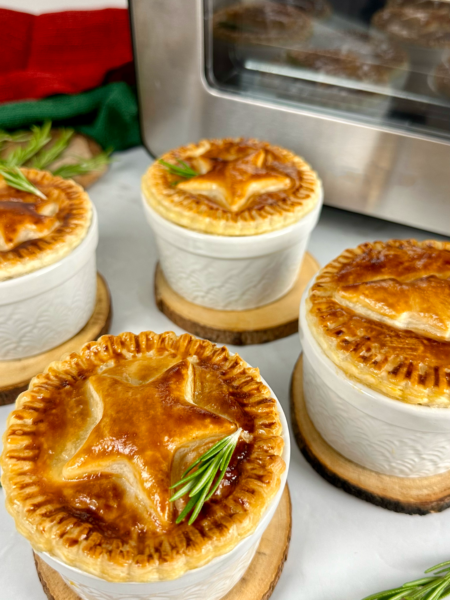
[306,239,450,407]
[1,331,285,582]
[0,168,92,281]
[142,138,321,236]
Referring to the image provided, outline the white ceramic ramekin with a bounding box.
[37,381,290,600]
[299,281,450,478]
[0,208,98,360]
[142,192,323,310]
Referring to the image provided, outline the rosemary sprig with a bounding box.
[170,428,242,525]
[31,128,74,170]
[0,166,46,200]
[159,159,198,185]
[5,121,52,167]
[51,149,112,179]
[363,560,450,600]
[0,130,31,146]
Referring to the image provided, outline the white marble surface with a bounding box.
[1,147,449,600]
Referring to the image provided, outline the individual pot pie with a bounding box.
[372,5,450,49]
[0,168,92,281]
[142,138,321,236]
[212,2,312,47]
[306,239,450,407]
[287,38,408,85]
[1,331,285,582]
[285,31,408,115]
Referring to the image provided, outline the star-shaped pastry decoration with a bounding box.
[178,149,292,213]
[0,192,59,251]
[63,359,236,531]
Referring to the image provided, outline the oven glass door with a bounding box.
[205,0,450,140]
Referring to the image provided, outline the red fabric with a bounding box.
[0,8,133,103]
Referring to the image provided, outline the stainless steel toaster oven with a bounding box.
[130,0,450,235]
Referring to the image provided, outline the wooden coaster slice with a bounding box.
[155,252,320,345]
[0,273,112,406]
[291,355,450,515]
[1,131,108,190]
[34,485,292,600]
[49,134,108,190]
[0,129,108,189]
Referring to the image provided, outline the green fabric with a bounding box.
[0,82,141,151]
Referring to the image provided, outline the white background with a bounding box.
[1,1,450,599]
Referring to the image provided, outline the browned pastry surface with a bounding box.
[0,168,91,280]
[142,138,321,235]
[306,239,450,406]
[372,6,450,48]
[288,48,393,83]
[387,0,450,14]
[1,331,285,581]
[343,31,408,69]
[212,2,312,45]
[287,35,407,85]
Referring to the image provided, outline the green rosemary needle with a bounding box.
[363,560,450,600]
[5,121,52,167]
[0,166,46,200]
[170,428,242,525]
[159,159,198,184]
[0,130,31,147]
[32,128,74,170]
[51,149,112,179]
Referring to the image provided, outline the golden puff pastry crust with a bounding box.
[1,331,285,582]
[306,239,450,407]
[0,168,92,281]
[142,138,321,236]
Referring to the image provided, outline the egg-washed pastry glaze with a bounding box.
[1,331,285,582]
[0,168,92,281]
[306,240,450,407]
[142,138,321,235]
[212,2,312,46]
[372,6,450,48]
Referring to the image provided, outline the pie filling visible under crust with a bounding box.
[0,168,92,281]
[142,138,321,236]
[1,331,285,582]
[306,239,450,407]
